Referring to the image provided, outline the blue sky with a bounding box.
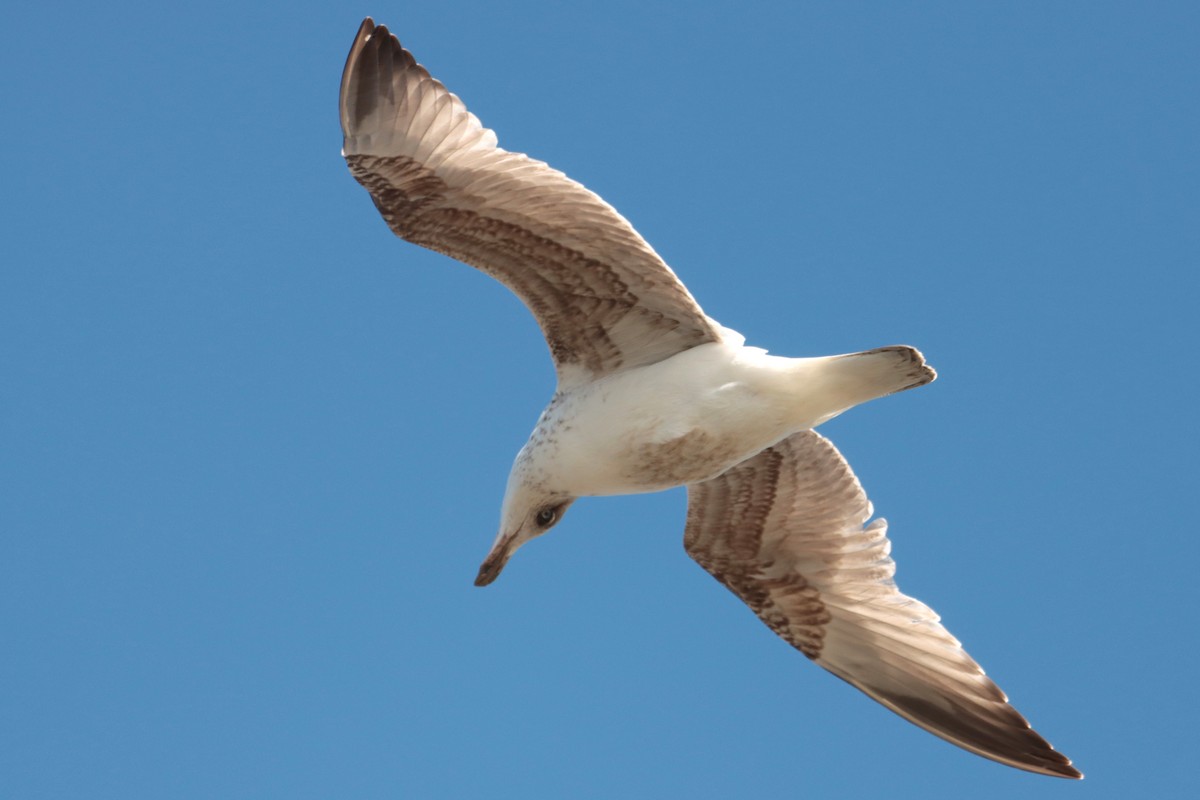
[3,1,1197,797]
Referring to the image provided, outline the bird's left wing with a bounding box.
[683,431,1081,778]
[340,19,720,390]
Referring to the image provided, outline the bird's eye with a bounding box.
[535,507,558,527]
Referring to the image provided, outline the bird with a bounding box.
[338,17,1080,779]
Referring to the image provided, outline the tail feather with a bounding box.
[802,346,935,428]
[842,345,937,396]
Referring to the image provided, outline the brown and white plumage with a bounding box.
[338,18,1079,779]
[686,431,1080,778]
[340,18,720,390]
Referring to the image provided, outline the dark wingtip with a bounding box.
[868,688,1082,779]
[339,19,378,138]
[1041,753,1084,780]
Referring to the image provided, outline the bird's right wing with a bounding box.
[683,431,1080,778]
[340,19,721,390]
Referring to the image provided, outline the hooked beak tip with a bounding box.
[474,561,500,587]
[474,545,511,587]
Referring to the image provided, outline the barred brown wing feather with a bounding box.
[339,19,719,389]
[684,431,1080,778]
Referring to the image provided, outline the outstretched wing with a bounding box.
[684,431,1080,779]
[340,19,721,389]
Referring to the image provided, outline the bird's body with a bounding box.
[338,18,1080,779]
[518,338,931,498]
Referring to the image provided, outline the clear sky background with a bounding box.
[3,1,1197,797]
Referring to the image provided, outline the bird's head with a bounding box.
[474,465,575,587]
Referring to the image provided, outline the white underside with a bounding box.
[518,331,906,497]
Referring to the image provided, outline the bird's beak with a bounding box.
[474,530,518,587]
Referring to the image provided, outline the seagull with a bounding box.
[338,18,1080,779]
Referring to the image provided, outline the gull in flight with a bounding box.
[338,18,1080,779]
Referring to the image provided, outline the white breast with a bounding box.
[534,340,809,496]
